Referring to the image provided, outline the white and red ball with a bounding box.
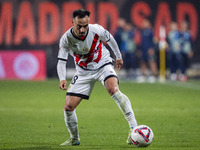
[130,125,154,147]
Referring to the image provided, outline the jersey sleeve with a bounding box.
[94,24,122,60]
[57,34,68,81]
[107,35,122,60]
[96,24,122,60]
[57,35,69,61]
[57,59,67,81]
[95,24,111,42]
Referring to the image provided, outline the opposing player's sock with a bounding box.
[112,90,137,128]
[64,110,79,139]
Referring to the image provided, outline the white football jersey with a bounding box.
[58,24,114,71]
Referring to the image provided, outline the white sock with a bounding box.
[112,90,137,128]
[64,110,79,139]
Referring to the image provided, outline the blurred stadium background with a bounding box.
[1,1,200,149]
[0,0,200,80]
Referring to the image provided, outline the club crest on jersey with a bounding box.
[82,47,89,52]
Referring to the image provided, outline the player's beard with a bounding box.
[73,28,88,38]
[79,32,85,37]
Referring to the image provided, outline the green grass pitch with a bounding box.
[0,79,200,150]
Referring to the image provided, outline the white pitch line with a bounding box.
[165,81,200,91]
[120,79,200,91]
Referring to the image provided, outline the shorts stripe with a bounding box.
[58,58,67,61]
[66,92,89,100]
[104,75,119,84]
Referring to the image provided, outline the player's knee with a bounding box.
[108,87,119,96]
[64,104,75,111]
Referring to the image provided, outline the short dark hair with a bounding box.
[73,9,90,18]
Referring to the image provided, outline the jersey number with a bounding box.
[71,75,78,84]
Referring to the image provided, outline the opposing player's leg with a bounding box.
[104,76,137,144]
[60,95,82,146]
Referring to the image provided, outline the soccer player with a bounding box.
[57,9,137,146]
[138,19,157,82]
[168,22,182,81]
[179,21,193,82]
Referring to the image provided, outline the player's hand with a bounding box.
[59,80,67,90]
[116,59,123,71]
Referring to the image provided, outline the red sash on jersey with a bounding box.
[74,34,102,68]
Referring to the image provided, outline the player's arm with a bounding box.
[57,59,67,90]
[107,34,123,70]
[57,36,69,90]
[97,24,123,70]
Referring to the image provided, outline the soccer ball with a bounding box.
[130,125,154,147]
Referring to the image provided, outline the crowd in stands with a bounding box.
[114,18,193,82]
